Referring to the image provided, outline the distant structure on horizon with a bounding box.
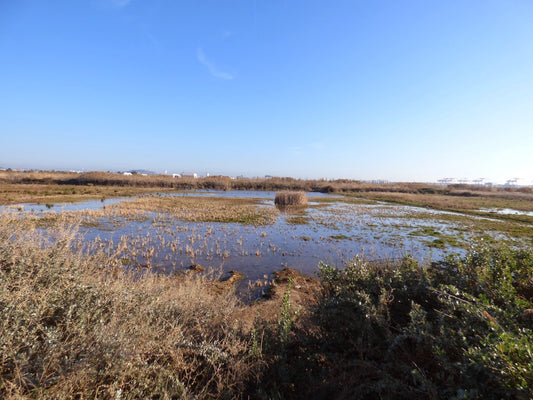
[121,169,156,176]
[505,178,519,187]
[180,173,198,179]
[437,178,454,184]
[437,177,532,187]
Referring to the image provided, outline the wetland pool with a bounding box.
[5,190,520,292]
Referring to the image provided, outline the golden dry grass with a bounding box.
[115,195,279,225]
[0,210,324,398]
[0,217,257,398]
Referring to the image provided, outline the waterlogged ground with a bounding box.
[2,190,531,292]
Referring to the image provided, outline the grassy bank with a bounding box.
[1,216,532,398]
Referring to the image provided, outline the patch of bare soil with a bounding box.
[233,268,322,332]
[174,266,321,331]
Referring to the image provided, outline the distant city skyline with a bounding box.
[1,1,532,184]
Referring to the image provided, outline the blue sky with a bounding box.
[1,0,532,183]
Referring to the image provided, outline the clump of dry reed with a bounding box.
[274,191,308,206]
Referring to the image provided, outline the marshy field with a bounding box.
[1,171,532,399]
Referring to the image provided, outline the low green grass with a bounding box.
[409,227,466,249]
[410,226,441,237]
[329,234,351,241]
[286,216,310,225]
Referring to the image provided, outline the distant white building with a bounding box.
[172,173,182,178]
[123,172,132,176]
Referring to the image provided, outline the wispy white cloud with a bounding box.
[197,47,234,80]
[112,0,133,8]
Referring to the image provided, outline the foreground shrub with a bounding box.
[254,246,533,399]
[0,222,255,399]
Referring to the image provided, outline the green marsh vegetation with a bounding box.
[2,216,531,398]
[381,208,533,245]
[1,177,533,398]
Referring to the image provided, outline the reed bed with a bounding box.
[274,191,308,206]
[2,170,531,198]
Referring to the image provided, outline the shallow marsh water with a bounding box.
[480,208,533,217]
[1,197,127,213]
[4,190,525,293]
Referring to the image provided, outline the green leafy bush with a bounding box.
[255,244,533,399]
